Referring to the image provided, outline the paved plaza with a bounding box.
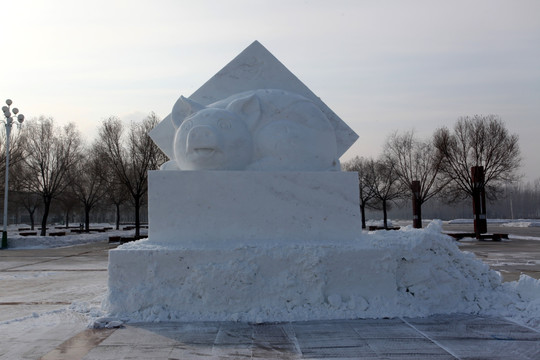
[1,228,539,359]
[41,315,540,360]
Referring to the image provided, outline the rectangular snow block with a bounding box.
[148,171,362,246]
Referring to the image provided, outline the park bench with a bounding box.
[445,232,508,241]
[49,231,66,236]
[19,231,37,236]
[109,236,121,243]
[368,226,401,231]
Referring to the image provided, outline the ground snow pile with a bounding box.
[104,221,540,329]
[371,221,540,329]
[367,221,502,316]
[501,275,540,329]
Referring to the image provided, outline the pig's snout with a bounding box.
[186,125,220,154]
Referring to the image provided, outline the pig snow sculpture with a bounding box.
[162,89,340,171]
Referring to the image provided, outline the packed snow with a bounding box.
[104,220,540,330]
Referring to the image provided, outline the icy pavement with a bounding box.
[457,237,540,282]
[40,316,540,359]
[0,241,114,359]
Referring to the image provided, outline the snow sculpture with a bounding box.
[162,89,339,171]
[107,41,364,322]
[149,40,358,167]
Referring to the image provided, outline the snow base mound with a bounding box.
[104,221,540,329]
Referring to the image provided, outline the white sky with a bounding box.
[1,0,539,181]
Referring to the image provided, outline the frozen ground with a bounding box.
[1,221,540,359]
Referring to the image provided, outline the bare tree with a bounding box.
[497,179,540,219]
[0,122,26,181]
[384,130,446,227]
[20,117,82,235]
[13,191,40,230]
[71,143,109,231]
[106,179,130,230]
[57,191,79,229]
[99,146,131,231]
[0,125,27,231]
[11,161,40,230]
[366,157,407,229]
[97,113,166,238]
[342,156,376,229]
[433,115,521,202]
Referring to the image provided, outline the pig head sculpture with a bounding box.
[161,89,340,171]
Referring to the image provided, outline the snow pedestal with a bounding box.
[106,171,396,322]
[107,243,396,322]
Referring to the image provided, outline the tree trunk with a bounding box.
[85,204,91,231]
[41,197,51,236]
[416,202,423,229]
[29,209,35,230]
[382,200,388,229]
[411,181,422,228]
[115,203,120,230]
[65,209,70,229]
[134,196,140,238]
[360,203,366,229]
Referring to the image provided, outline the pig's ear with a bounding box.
[171,96,205,129]
[226,94,261,130]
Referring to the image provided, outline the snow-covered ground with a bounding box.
[448,218,540,227]
[5,224,147,249]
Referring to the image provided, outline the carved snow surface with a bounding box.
[149,41,358,165]
[162,89,339,171]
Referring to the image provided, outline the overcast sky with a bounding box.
[2,0,539,181]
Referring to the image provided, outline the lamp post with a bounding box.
[1,99,24,249]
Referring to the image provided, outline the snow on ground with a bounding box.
[508,235,540,241]
[6,224,147,249]
[449,218,540,227]
[365,219,394,227]
[501,220,540,228]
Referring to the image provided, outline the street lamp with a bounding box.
[1,99,24,249]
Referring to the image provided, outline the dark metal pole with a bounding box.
[1,122,11,249]
[471,166,487,238]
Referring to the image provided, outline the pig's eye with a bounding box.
[182,120,193,131]
[218,118,232,129]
